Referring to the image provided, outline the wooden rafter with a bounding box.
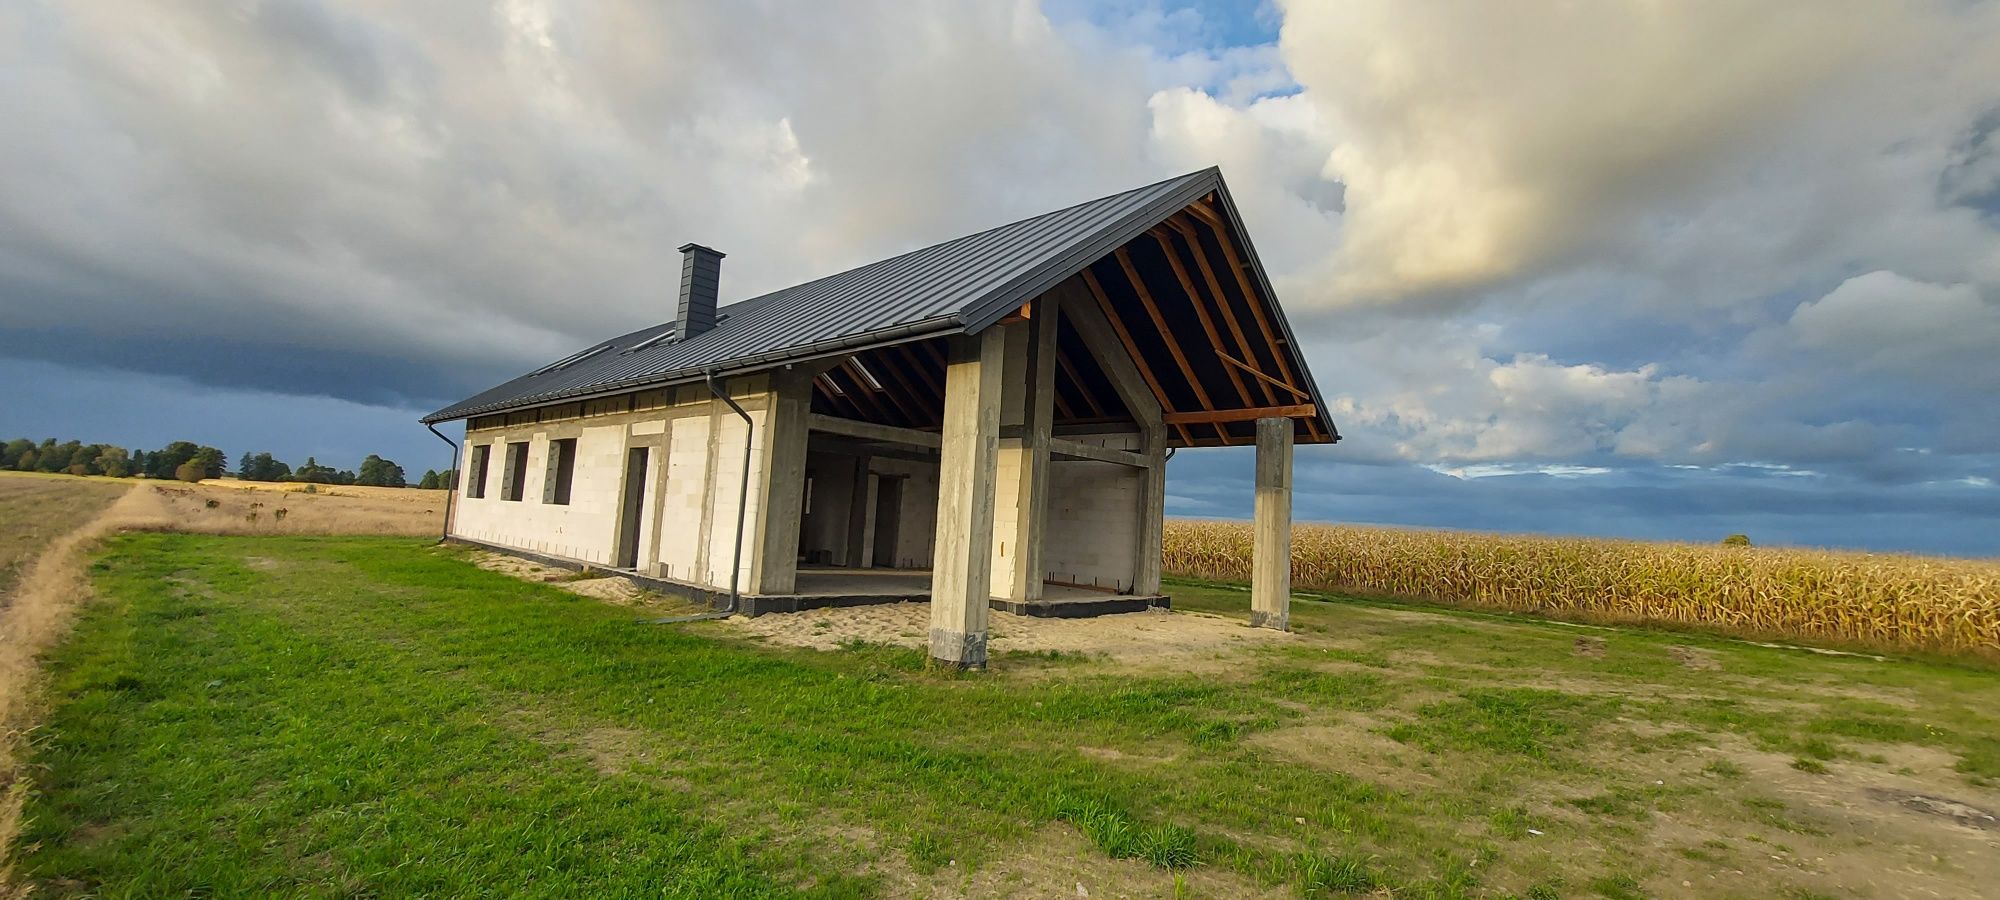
[893,344,945,403]
[1051,342,1100,419]
[831,364,896,424]
[1166,216,1276,407]
[1113,246,1224,443]
[1150,226,1255,410]
[847,358,925,426]
[1079,267,1193,444]
[867,350,939,422]
[1186,199,1324,441]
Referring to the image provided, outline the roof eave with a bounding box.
[419,315,964,425]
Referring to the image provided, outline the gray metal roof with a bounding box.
[424,168,1227,424]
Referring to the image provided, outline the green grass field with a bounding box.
[17,534,2000,897]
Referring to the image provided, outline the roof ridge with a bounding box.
[714,167,1214,314]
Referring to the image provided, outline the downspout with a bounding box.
[425,422,460,544]
[646,369,752,624]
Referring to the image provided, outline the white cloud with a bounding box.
[1270,0,2000,307]
[1789,270,2000,389]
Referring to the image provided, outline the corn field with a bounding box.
[1163,519,2000,656]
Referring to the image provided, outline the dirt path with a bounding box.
[0,482,143,890]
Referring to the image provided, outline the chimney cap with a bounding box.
[677,243,726,258]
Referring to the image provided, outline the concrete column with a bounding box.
[995,304,1057,601]
[1135,422,1166,595]
[843,455,871,566]
[929,329,1006,669]
[1251,416,1293,631]
[747,370,812,594]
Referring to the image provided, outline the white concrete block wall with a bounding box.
[654,415,711,582]
[452,384,775,593]
[988,443,1026,597]
[453,424,630,564]
[704,407,767,588]
[1040,432,1143,592]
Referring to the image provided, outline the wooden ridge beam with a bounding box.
[1162,404,1315,426]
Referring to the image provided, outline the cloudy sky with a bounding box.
[3,0,1997,555]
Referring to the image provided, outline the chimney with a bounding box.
[674,243,725,340]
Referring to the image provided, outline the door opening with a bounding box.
[871,476,903,568]
[616,447,649,569]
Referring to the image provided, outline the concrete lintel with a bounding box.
[808,413,942,449]
[1047,437,1149,468]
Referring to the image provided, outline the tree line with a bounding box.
[2,438,453,489]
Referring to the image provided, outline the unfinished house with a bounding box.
[423,167,1339,668]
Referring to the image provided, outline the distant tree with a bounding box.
[237,452,291,482]
[417,469,441,490]
[191,447,225,480]
[36,439,77,473]
[292,456,333,483]
[129,449,147,477]
[146,441,202,479]
[174,459,206,483]
[1721,534,1752,547]
[95,447,132,478]
[13,449,36,471]
[0,438,30,469]
[355,454,406,488]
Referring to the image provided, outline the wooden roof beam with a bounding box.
[1149,226,1256,410]
[1186,199,1324,442]
[1112,246,1225,444]
[1065,273,1184,443]
[1163,404,1316,425]
[1166,216,1277,407]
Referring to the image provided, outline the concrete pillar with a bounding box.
[994,304,1057,601]
[843,455,872,567]
[748,370,813,594]
[1135,422,1166,595]
[1251,416,1293,630]
[930,329,1006,668]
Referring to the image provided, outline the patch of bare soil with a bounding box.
[908,824,1264,900]
[1639,737,2000,898]
[726,602,1291,663]
[1573,636,1606,658]
[1668,645,1721,670]
[467,552,702,613]
[1246,720,1438,792]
